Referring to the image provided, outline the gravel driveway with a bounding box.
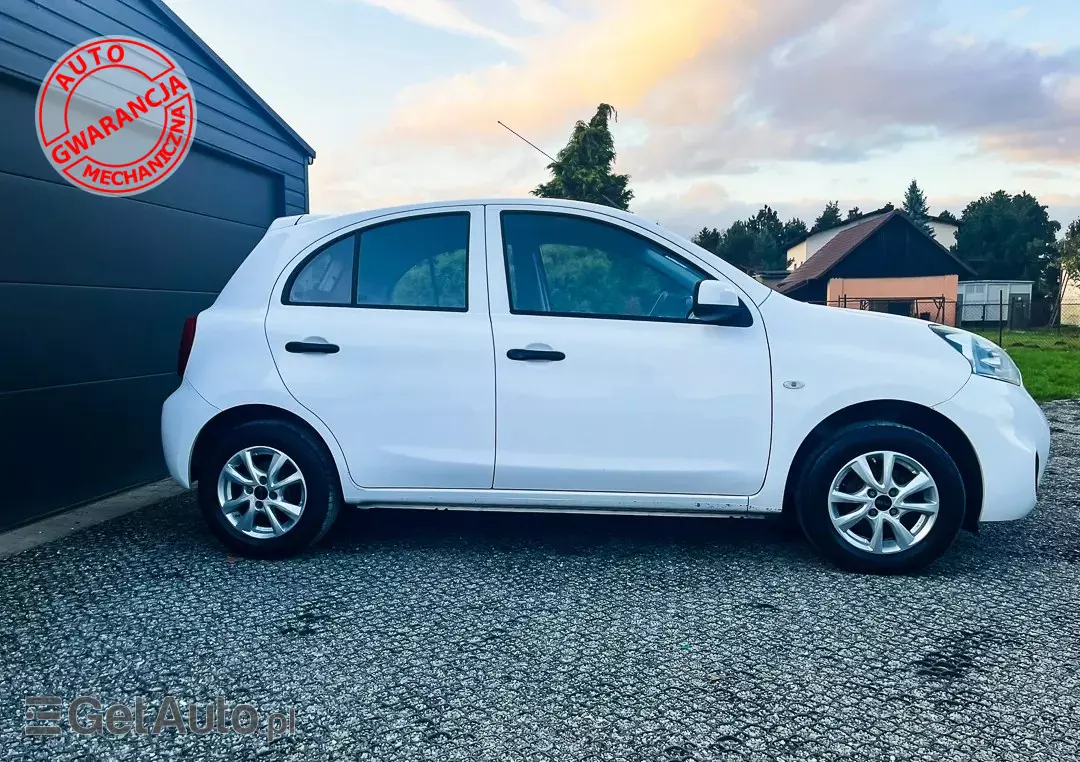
[3,402,1079,762]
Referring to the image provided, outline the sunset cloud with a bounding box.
[510,0,568,27]
[627,0,1080,179]
[319,0,810,209]
[375,0,755,145]
[308,0,1080,228]
[351,0,519,49]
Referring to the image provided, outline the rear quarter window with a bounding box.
[287,236,355,305]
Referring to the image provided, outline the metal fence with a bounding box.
[807,296,1080,350]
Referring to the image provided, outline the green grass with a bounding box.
[1007,347,1080,401]
[975,329,1080,401]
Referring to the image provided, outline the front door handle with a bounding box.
[507,348,565,362]
[286,341,339,354]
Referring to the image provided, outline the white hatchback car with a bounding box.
[162,198,1050,574]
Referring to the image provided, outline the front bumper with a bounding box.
[161,378,220,489]
[933,375,1050,522]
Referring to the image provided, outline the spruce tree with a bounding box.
[533,104,632,209]
[903,180,934,237]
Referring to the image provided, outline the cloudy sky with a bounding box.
[167,0,1080,235]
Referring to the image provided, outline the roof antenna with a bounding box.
[498,120,557,163]
[497,120,620,209]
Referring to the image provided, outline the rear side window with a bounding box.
[357,214,468,309]
[285,213,470,310]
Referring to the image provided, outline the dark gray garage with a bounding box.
[0,0,315,530]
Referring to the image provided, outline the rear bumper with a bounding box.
[161,378,219,489]
[933,375,1050,522]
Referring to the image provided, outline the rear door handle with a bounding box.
[507,348,565,362]
[286,341,339,354]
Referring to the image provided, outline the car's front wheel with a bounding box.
[197,420,340,558]
[795,422,966,574]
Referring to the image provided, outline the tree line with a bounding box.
[688,182,1071,303]
[530,103,1080,305]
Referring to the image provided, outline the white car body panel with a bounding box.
[161,378,218,489]
[932,374,1049,521]
[483,203,772,496]
[264,205,496,490]
[174,300,355,491]
[162,197,1051,528]
[747,295,975,512]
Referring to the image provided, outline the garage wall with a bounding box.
[0,0,310,214]
[0,74,282,529]
[0,0,314,529]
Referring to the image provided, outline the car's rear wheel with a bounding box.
[795,422,965,574]
[197,420,340,558]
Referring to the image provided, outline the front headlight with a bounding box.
[929,325,1022,386]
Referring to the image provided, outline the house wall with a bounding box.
[788,241,809,270]
[931,221,958,249]
[788,213,889,270]
[827,275,959,325]
[1062,276,1080,326]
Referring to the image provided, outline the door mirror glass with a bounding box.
[693,281,753,326]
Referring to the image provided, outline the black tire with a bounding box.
[197,419,340,558]
[795,422,965,575]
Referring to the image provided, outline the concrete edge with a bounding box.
[0,479,189,559]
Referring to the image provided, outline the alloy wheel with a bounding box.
[216,446,307,539]
[827,450,939,554]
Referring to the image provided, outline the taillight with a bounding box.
[178,315,197,376]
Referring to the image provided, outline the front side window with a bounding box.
[501,212,707,320]
[286,213,469,310]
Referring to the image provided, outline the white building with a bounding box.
[956,280,1033,324]
[1059,275,1080,326]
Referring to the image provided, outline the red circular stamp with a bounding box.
[35,37,197,197]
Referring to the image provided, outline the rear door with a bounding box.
[265,207,496,489]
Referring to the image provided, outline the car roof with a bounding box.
[283,198,645,230]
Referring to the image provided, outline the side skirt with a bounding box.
[343,487,777,517]
[355,503,771,519]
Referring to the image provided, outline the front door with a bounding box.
[486,206,772,496]
[265,207,496,489]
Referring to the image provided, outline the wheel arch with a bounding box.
[191,404,344,493]
[781,399,983,532]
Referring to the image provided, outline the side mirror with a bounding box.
[692,280,753,327]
